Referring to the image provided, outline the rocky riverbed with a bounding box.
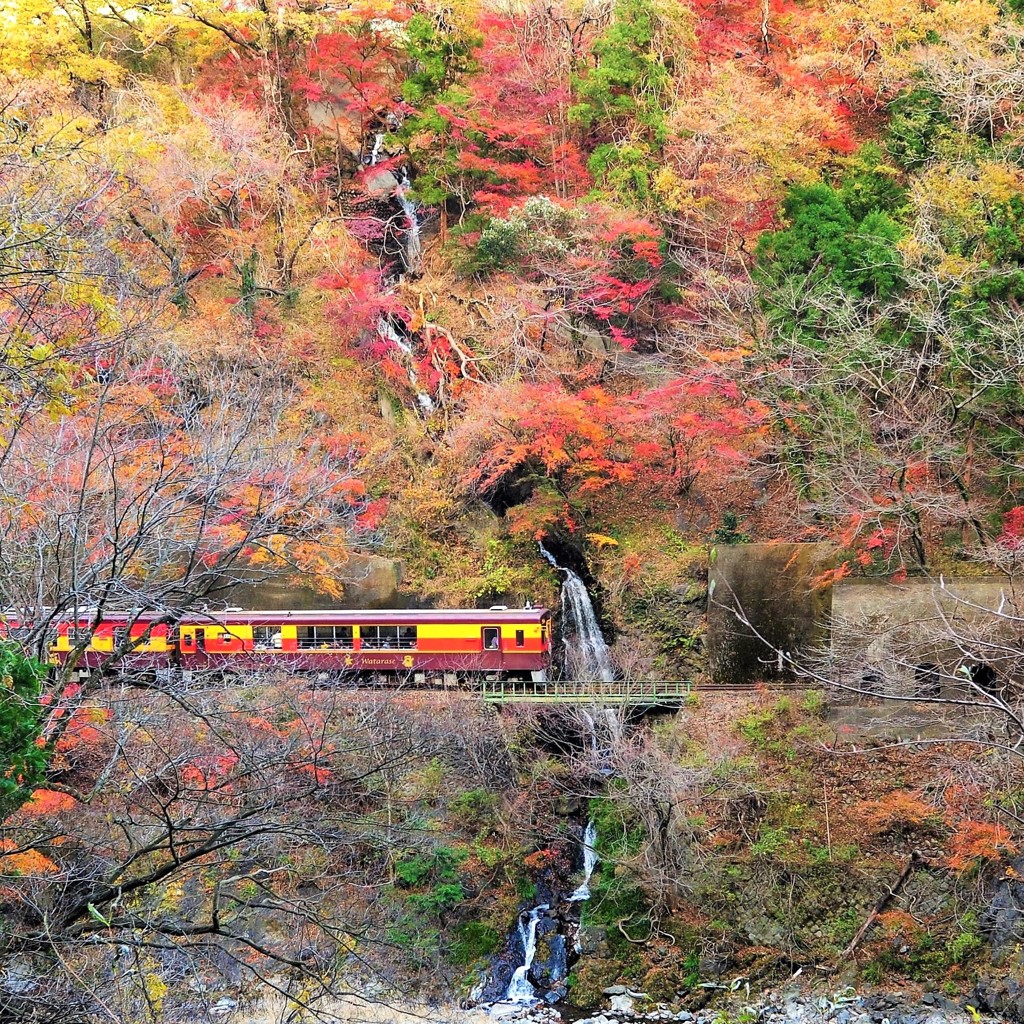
[480,988,1000,1024]
[240,984,1003,1024]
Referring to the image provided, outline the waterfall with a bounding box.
[360,122,421,277]
[504,904,549,1004]
[482,822,598,1011]
[601,707,622,746]
[376,317,435,414]
[396,169,422,276]
[539,545,614,682]
[579,709,599,759]
[569,820,598,902]
[367,131,384,165]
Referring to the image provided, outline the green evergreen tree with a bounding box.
[0,643,50,817]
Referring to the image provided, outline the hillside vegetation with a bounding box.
[6,0,1024,662]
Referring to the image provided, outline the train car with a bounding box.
[50,606,552,682]
[52,613,176,673]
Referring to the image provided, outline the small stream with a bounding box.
[376,315,435,414]
[568,821,598,903]
[483,821,598,1017]
[362,122,431,414]
[396,168,423,276]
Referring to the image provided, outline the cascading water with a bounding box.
[396,168,423,276]
[367,131,384,165]
[504,904,549,1004]
[579,710,599,760]
[569,820,598,902]
[363,121,429,410]
[539,545,614,682]
[376,317,435,414]
[483,822,599,1014]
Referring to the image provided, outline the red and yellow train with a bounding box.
[44,606,552,681]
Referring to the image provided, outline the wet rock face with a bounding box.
[577,924,609,958]
[981,854,1024,959]
[974,853,1024,1020]
[529,917,567,989]
[474,826,592,1008]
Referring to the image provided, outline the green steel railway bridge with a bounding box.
[478,679,694,706]
[475,679,810,705]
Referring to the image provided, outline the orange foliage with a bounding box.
[0,840,58,876]
[947,821,1017,872]
[523,848,568,875]
[182,753,239,791]
[22,789,78,816]
[856,791,939,837]
[810,561,852,590]
[870,910,926,950]
[53,707,111,752]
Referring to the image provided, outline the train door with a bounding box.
[482,627,502,663]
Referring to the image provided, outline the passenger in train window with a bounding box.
[272,631,282,649]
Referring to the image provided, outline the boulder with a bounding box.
[609,991,635,1013]
[529,914,567,989]
[578,924,610,957]
[974,972,1024,1022]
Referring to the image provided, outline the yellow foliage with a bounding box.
[664,62,838,230]
[156,880,186,914]
[143,972,169,1014]
[586,532,619,549]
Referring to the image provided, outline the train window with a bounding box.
[68,626,92,645]
[360,625,416,649]
[253,627,275,649]
[515,629,525,648]
[860,669,882,694]
[915,663,941,698]
[483,627,500,651]
[968,662,999,694]
[297,625,354,649]
[117,627,152,651]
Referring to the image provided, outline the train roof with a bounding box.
[58,607,551,625]
[212,608,551,625]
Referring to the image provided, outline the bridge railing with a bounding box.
[478,678,694,703]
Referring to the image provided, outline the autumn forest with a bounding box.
[5,0,1024,1018]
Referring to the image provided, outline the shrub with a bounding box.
[470,218,527,274]
[450,921,500,965]
[750,826,789,858]
[590,793,645,858]
[856,791,942,838]
[408,881,465,915]
[451,788,499,830]
[946,929,982,966]
[801,689,826,717]
[947,821,1017,872]
[395,845,467,887]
